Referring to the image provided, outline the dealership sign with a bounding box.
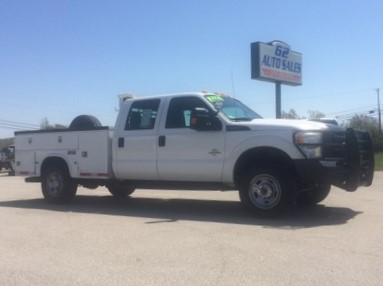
[251,41,302,86]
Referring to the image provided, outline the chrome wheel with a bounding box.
[45,171,63,196]
[248,174,282,210]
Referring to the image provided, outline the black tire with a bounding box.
[238,167,295,216]
[297,184,331,206]
[41,166,77,203]
[69,115,101,130]
[107,183,135,199]
[8,162,15,176]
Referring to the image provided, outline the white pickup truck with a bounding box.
[15,92,374,215]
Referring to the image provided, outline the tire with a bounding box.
[107,183,135,199]
[41,166,77,203]
[297,184,331,206]
[69,115,101,130]
[238,166,295,216]
[8,161,15,176]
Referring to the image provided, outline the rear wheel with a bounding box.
[297,184,331,206]
[42,166,77,203]
[239,167,295,216]
[107,183,135,199]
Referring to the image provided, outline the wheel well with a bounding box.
[41,157,70,176]
[233,147,297,186]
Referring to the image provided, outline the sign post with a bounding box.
[251,41,302,118]
[275,82,281,118]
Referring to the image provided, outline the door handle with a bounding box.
[158,135,166,147]
[208,149,222,156]
[118,137,124,148]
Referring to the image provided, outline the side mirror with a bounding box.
[190,108,222,131]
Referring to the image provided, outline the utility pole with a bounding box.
[377,88,382,136]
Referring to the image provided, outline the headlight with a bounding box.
[294,131,322,158]
[294,132,322,144]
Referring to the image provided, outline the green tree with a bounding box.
[40,117,52,129]
[40,118,66,130]
[347,114,383,151]
[0,138,14,149]
[282,109,301,119]
[308,110,326,120]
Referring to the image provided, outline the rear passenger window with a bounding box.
[125,99,160,130]
[166,97,209,128]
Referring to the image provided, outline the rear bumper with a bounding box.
[294,129,374,191]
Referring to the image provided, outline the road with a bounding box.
[0,172,382,286]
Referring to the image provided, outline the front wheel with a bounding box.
[297,184,331,206]
[239,167,295,216]
[41,166,77,203]
[8,161,15,176]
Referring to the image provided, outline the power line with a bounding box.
[0,118,40,131]
[326,105,377,116]
[335,109,376,118]
[286,88,376,103]
[0,119,39,128]
[335,110,380,122]
[0,118,39,126]
[0,122,38,129]
[0,124,35,131]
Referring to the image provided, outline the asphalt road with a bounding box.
[0,173,382,286]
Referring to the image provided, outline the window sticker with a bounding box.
[205,94,224,104]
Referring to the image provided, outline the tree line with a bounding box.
[282,109,383,151]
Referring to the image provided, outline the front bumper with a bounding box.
[294,128,374,191]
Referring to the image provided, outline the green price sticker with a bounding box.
[206,95,224,103]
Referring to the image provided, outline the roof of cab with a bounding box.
[119,91,223,104]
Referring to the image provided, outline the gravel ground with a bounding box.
[0,172,382,286]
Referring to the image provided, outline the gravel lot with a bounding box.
[0,172,382,286]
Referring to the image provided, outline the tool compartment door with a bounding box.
[15,150,36,176]
[77,130,111,178]
[14,135,36,176]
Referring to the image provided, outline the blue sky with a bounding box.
[1,0,382,137]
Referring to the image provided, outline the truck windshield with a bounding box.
[204,94,262,121]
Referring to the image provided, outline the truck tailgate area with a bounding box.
[15,128,112,179]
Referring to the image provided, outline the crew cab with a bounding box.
[14,92,374,215]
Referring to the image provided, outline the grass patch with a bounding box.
[375,152,383,171]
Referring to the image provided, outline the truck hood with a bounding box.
[239,118,329,131]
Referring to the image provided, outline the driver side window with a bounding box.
[166,97,209,129]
